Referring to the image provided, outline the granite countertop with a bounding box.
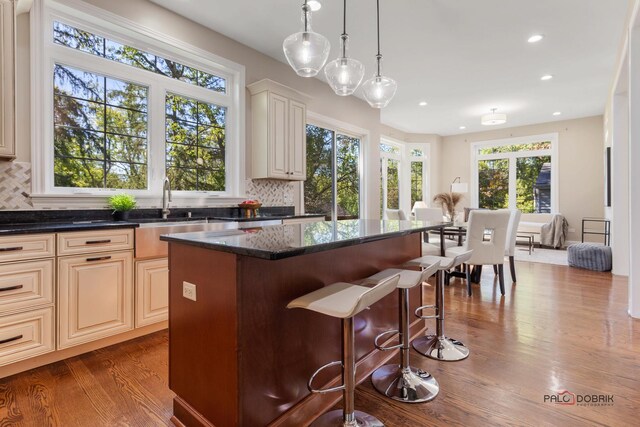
[0,220,139,235]
[207,214,326,222]
[160,219,451,260]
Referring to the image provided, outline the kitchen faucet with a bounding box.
[162,177,172,219]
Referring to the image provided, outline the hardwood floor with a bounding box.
[1,261,638,426]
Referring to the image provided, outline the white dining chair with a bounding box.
[385,209,407,220]
[446,210,511,296]
[501,209,522,283]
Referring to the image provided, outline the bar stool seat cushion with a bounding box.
[405,255,456,270]
[287,275,400,319]
[362,268,424,289]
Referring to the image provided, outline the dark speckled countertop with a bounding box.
[0,220,139,235]
[160,219,450,260]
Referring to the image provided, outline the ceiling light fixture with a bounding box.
[481,108,507,126]
[419,101,428,106]
[361,0,397,108]
[307,0,322,11]
[541,74,553,81]
[528,34,544,43]
[283,1,330,78]
[553,111,562,116]
[459,126,466,130]
[324,0,365,96]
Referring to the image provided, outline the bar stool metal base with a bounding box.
[412,335,470,361]
[371,364,439,403]
[310,409,384,427]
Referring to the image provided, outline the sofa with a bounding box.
[517,213,554,235]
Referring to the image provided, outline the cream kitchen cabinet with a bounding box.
[57,229,134,350]
[135,258,168,327]
[248,79,307,180]
[0,232,55,366]
[0,0,16,158]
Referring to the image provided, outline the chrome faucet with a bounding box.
[162,177,172,219]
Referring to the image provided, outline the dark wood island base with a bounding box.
[163,221,446,426]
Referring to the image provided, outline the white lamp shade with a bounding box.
[451,182,469,193]
[481,112,507,126]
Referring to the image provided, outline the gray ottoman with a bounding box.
[567,243,612,271]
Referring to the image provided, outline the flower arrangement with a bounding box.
[432,192,463,221]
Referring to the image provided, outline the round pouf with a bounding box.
[567,243,612,272]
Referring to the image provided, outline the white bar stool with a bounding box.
[405,251,473,362]
[360,261,441,403]
[287,273,401,427]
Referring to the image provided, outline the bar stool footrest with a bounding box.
[307,360,345,394]
[415,304,437,320]
[374,329,402,351]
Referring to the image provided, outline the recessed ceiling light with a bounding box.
[418,101,428,106]
[528,34,544,43]
[459,126,466,130]
[541,74,554,81]
[553,111,562,116]
[307,0,322,11]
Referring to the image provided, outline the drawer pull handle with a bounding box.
[85,239,111,244]
[0,246,23,252]
[0,285,24,292]
[0,335,23,345]
[86,256,112,262]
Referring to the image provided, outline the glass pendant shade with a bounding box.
[481,109,507,125]
[325,37,365,96]
[362,58,397,108]
[283,4,330,78]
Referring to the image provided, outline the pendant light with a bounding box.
[324,0,365,96]
[283,1,331,78]
[361,0,397,108]
[481,108,507,126]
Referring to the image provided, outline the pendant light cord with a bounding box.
[341,0,348,57]
[304,0,308,32]
[376,0,382,76]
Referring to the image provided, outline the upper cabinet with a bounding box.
[248,79,308,180]
[0,0,16,158]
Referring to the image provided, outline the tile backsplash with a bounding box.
[245,179,295,206]
[0,161,33,209]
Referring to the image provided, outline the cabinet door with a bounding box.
[58,251,133,349]
[0,0,16,158]
[135,258,168,327]
[288,100,306,180]
[268,93,289,178]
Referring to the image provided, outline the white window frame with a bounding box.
[302,111,368,221]
[380,136,431,217]
[30,0,246,208]
[470,133,559,213]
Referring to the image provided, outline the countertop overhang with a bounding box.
[0,220,139,235]
[160,219,451,260]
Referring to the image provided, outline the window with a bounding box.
[304,124,362,221]
[472,135,557,213]
[32,3,244,204]
[54,64,148,189]
[380,140,429,217]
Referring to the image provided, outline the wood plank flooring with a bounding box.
[1,261,638,426]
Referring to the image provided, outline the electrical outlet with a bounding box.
[183,281,197,301]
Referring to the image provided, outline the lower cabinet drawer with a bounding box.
[0,259,54,315]
[0,307,54,366]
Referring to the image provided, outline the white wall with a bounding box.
[438,116,606,242]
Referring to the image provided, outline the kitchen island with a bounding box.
[161,219,448,427]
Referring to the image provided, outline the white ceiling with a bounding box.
[149,0,629,135]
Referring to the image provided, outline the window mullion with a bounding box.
[149,85,166,196]
[508,155,517,209]
[332,132,338,222]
